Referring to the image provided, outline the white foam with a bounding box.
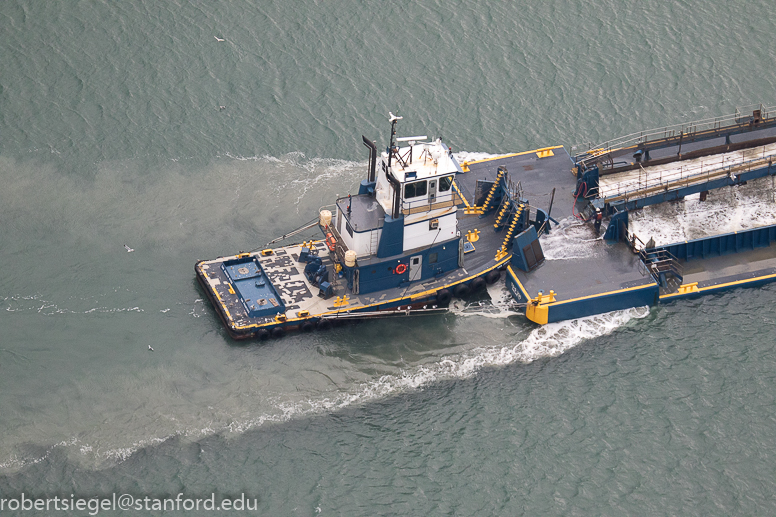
[4,293,146,316]
[265,306,650,420]
[453,151,503,164]
[598,142,776,199]
[223,152,365,208]
[629,175,776,246]
[449,282,521,318]
[0,305,649,473]
[539,217,603,260]
[208,309,650,427]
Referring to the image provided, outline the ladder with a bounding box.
[639,249,684,294]
[481,166,507,212]
[493,194,513,229]
[369,230,379,255]
[494,203,526,260]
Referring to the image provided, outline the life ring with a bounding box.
[394,263,408,275]
[325,232,336,252]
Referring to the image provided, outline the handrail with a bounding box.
[401,190,456,213]
[574,104,776,165]
[639,249,683,284]
[599,150,775,204]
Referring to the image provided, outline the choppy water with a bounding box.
[2,0,776,515]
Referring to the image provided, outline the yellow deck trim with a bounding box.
[463,145,564,166]
[506,265,530,300]
[233,256,513,330]
[539,282,656,307]
[453,145,563,211]
[659,272,776,299]
[520,281,656,325]
[210,285,233,321]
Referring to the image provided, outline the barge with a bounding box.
[196,106,776,339]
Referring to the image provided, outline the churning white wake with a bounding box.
[629,175,776,246]
[0,305,649,473]
[208,306,650,435]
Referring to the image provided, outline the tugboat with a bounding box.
[195,112,557,339]
[198,105,776,338]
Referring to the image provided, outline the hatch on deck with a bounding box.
[221,257,286,318]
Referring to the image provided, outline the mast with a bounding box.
[387,112,402,168]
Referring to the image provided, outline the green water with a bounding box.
[1,0,775,514]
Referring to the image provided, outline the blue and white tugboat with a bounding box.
[195,113,556,339]
[198,105,776,339]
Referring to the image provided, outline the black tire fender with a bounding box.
[436,288,452,306]
[471,277,486,292]
[270,327,285,339]
[453,283,470,299]
[486,269,501,285]
[256,328,270,340]
[316,319,332,331]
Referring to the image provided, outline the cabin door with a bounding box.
[409,255,422,281]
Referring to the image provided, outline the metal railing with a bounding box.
[639,249,683,286]
[572,104,776,167]
[599,149,776,204]
[400,190,456,213]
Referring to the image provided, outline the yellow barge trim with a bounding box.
[524,282,657,325]
[462,145,565,166]
[659,272,776,299]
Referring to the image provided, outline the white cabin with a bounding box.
[335,125,462,259]
[376,138,459,248]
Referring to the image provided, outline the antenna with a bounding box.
[396,136,427,166]
[387,112,402,168]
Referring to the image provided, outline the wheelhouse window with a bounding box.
[439,175,453,192]
[404,180,427,199]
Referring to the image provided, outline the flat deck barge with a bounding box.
[505,104,776,323]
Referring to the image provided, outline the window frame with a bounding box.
[438,175,453,192]
[404,180,428,199]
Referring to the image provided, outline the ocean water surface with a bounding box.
[1,0,775,514]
